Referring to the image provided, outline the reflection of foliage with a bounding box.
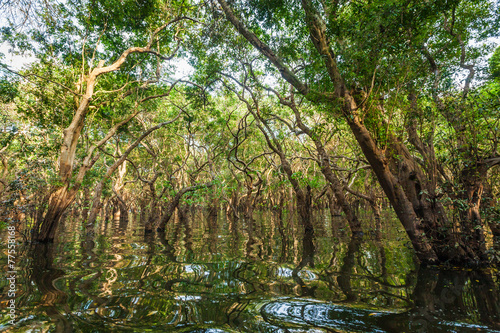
[2,210,498,331]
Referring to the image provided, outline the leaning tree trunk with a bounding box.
[144,200,160,233]
[343,110,438,264]
[34,185,78,242]
[216,0,437,264]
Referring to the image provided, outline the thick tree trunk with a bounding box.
[144,201,159,233]
[296,185,313,231]
[208,193,219,218]
[481,182,500,239]
[337,236,361,302]
[386,140,461,260]
[344,113,438,264]
[34,185,77,242]
[455,164,489,262]
[156,197,182,232]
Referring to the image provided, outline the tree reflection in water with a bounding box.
[2,210,499,332]
[30,243,72,333]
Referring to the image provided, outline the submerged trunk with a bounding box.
[242,184,254,219]
[386,140,460,262]
[86,183,105,232]
[226,188,240,220]
[144,201,159,233]
[344,111,438,264]
[482,182,500,239]
[455,163,489,262]
[34,185,77,242]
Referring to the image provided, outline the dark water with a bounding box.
[1,210,499,332]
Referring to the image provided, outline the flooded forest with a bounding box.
[1,0,500,331]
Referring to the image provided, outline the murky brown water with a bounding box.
[1,209,499,332]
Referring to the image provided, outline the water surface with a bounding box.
[1,210,499,332]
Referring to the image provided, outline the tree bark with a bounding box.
[456,163,489,262]
[34,185,77,242]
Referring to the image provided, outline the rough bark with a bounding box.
[345,112,438,263]
[456,163,489,261]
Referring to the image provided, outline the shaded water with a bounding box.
[1,210,500,332]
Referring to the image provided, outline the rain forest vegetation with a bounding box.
[0,0,499,266]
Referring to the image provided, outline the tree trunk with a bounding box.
[81,188,90,221]
[344,112,438,264]
[34,185,77,242]
[456,163,489,262]
[144,201,159,233]
[86,182,104,233]
[481,182,500,239]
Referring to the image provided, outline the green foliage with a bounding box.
[0,78,18,103]
[490,46,500,79]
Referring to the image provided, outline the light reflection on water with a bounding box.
[0,209,499,332]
